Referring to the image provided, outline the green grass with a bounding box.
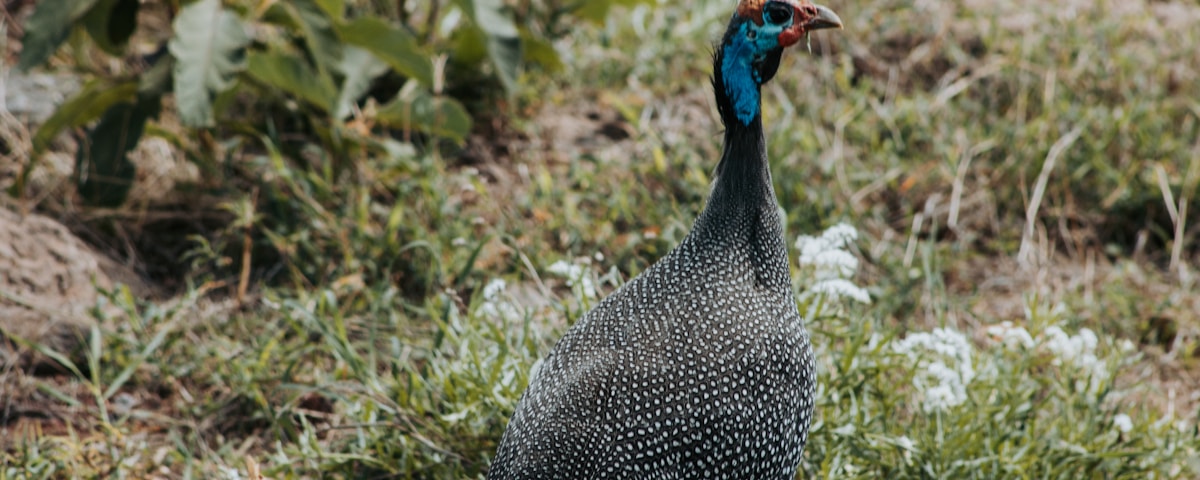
[3,0,1200,478]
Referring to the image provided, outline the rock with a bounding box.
[2,72,84,124]
[0,207,110,369]
[1,71,83,198]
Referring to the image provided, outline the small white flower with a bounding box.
[895,435,917,450]
[798,247,858,278]
[547,260,574,276]
[985,321,1036,350]
[548,260,598,299]
[1077,328,1099,353]
[795,223,859,273]
[810,279,871,304]
[482,278,507,300]
[478,278,522,321]
[1039,325,1109,394]
[822,223,859,244]
[1042,326,1074,366]
[1113,413,1133,433]
[917,361,969,412]
[1118,339,1136,353]
[894,328,975,412]
[441,409,471,423]
[923,384,961,412]
[796,223,869,306]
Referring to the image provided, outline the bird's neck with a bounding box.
[712,117,775,211]
[688,115,791,289]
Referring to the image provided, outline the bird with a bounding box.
[489,1,842,478]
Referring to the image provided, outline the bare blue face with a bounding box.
[719,2,798,125]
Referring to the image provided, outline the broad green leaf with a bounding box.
[169,0,250,127]
[454,0,521,92]
[334,47,389,120]
[30,79,139,158]
[448,26,487,66]
[258,2,300,27]
[82,0,139,55]
[76,94,161,207]
[314,0,344,20]
[521,30,563,72]
[335,17,433,87]
[16,0,103,70]
[245,51,337,113]
[376,83,471,142]
[485,32,521,92]
[573,0,612,24]
[575,0,651,24]
[271,0,342,76]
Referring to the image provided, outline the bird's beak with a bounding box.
[775,2,843,48]
[806,4,843,31]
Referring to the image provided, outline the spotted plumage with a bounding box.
[489,2,842,478]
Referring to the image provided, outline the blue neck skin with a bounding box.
[719,19,788,126]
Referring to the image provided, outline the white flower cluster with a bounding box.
[1042,325,1108,394]
[983,322,1111,395]
[894,328,976,412]
[984,321,1036,350]
[795,223,870,304]
[548,259,599,300]
[477,278,523,322]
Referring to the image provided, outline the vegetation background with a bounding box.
[2,0,1198,477]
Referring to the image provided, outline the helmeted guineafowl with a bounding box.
[489,1,843,478]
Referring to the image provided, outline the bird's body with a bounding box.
[489,2,842,478]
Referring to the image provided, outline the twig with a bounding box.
[1172,145,1199,280]
[425,0,440,45]
[1155,163,1179,225]
[237,189,258,308]
[1019,126,1082,269]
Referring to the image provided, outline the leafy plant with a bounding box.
[14,0,647,208]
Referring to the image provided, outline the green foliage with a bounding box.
[16,0,649,209]
[334,16,432,86]
[454,0,522,91]
[376,84,473,141]
[15,0,102,71]
[82,0,139,55]
[28,79,137,158]
[75,93,161,207]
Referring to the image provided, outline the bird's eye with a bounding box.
[763,3,793,25]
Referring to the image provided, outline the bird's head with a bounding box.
[715,0,842,126]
